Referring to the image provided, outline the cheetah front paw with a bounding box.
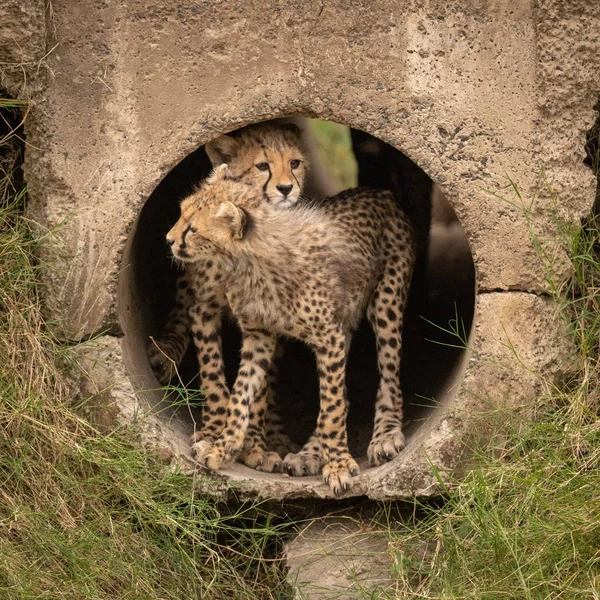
[190,430,204,445]
[367,427,405,466]
[195,444,238,471]
[282,448,324,476]
[203,430,248,471]
[239,446,282,473]
[322,455,360,495]
[147,340,178,384]
[190,438,213,463]
[191,436,232,471]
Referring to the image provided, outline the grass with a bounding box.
[0,96,293,599]
[1,92,600,599]
[370,125,600,598]
[385,404,600,598]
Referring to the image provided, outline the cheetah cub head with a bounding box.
[167,164,261,262]
[205,123,308,208]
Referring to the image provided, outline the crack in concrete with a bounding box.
[478,288,553,298]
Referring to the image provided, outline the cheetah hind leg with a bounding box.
[265,420,300,458]
[147,336,187,385]
[147,273,193,384]
[237,371,282,472]
[262,339,300,457]
[238,441,282,473]
[365,233,412,467]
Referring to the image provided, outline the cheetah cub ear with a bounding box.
[205,134,237,166]
[207,163,234,183]
[215,201,247,240]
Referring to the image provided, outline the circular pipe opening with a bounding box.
[119,118,476,482]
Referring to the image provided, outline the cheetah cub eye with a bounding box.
[290,159,300,169]
[255,162,269,172]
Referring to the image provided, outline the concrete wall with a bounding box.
[6,0,597,339]
[2,0,598,500]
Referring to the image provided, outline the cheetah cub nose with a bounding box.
[166,237,175,247]
[276,184,293,197]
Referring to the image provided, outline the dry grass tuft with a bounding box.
[0,94,292,600]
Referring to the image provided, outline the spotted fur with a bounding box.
[167,165,415,495]
[148,123,308,470]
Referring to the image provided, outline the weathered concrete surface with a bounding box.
[3,0,597,499]
[285,518,395,599]
[15,0,598,339]
[0,0,46,94]
[285,515,437,598]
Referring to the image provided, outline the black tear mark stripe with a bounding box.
[181,224,192,248]
[262,167,272,193]
[292,171,300,190]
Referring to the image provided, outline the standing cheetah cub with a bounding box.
[167,164,415,495]
[148,123,308,382]
[148,123,307,469]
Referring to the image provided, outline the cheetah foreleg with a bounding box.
[237,375,282,473]
[263,340,300,457]
[201,329,278,471]
[237,338,299,461]
[188,293,230,456]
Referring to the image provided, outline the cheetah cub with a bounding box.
[167,164,415,495]
[148,123,307,470]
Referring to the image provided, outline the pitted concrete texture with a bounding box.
[0,0,46,93]
[285,518,396,599]
[74,336,184,460]
[13,0,597,339]
[4,0,597,499]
